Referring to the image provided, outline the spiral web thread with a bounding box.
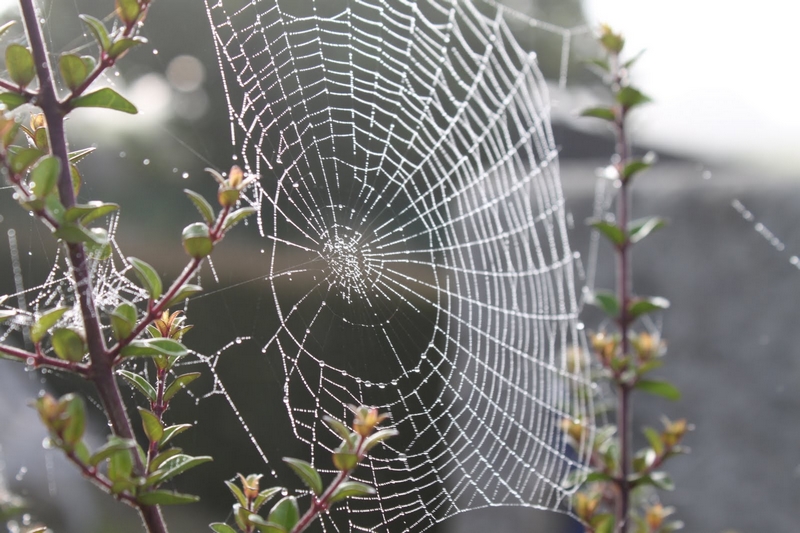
[200,0,594,531]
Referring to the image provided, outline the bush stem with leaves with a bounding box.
[562,25,691,533]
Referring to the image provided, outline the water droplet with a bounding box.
[702,170,712,180]
[152,49,159,55]
[790,256,799,266]
[119,151,126,158]
[15,466,27,481]
[182,172,189,179]
[234,338,242,345]
[143,159,150,166]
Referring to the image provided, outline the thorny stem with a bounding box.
[611,52,632,533]
[290,435,367,533]
[18,1,168,532]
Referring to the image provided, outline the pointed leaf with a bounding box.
[88,437,136,467]
[0,309,16,323]
[580,106,616,122]
[622,159,652,181]
[588,219,625,246]
[267,496,299,532]
[29,156,60,198]
[72,87,137,114]
[108,448,133,482]
[323,416,354,445]
[225,480,248,508]
[329,481,375,504]
[210,525,238,533]
[61,394,86,447]
[9,147,43,174]
[137,490,200,505]
[59,54,89,91]
[118,369,157,402]
[629,217,667,244]
[184,189,215,224]
[164,284,203,308]
[283,458,323,495]
[116,0,142,24]
[163,372,201,403]
[110,302,137,340]
[128,257,162,299]
[5,44,35,87]
[253,486,283,513]
[68,146,96,163]
[0,92,26,110]
[31,306,69,343]
[636,379,681,401]
[54,223,103,245]
[139,408,164,443]
[586,290,619,318]
[159,424,193,447]
[108,36,147,59]
[149,447,183,472]
[223,207,257,232]
[79,15,111,51]
[0,21,16,40]
[51,328,86,362]
[64,201,119,225]
[363,428,398,451]
[628,296,670,319]
[617,86,652,110]
[643,427,664,456]
[121,338,188,359]
[145,454,212,488]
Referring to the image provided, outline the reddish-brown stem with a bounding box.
[0,342,90,374]
[18,1,168,531]
[610,51,632,533]
[147,367,168,465]
[291,436,366,533]
[65,448,138,506]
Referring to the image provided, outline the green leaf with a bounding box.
[163,372,201,403]
[586,290,619,318]
[79,15,111,51]
[588,219,625,246]
[121,338,188,359]
[323,416,354,445]
[31,306,69,343]
[108,36,147,59]
[5,44,35,87]
[54,223,103,246]
[283,457,323,495]
[636,379,681,401]
[149,447,183,472]
[628,217,667,244]
[267,496,299,532]
[184,189,215,224]
[600,29,624,53]
[88,437,136,467]
[329,481,375,504]
[139,408,164,443]
[72,87,137,114]
[110,302,137,340]
[61,394,86,447]
[224,480,248,508]
[137,490,200,506]
[29,156,60,199]
[159,424,193,447]
[32,127,47,150]
[128,257,162,299]
[210,524,238,533]
[628,296,670,319]
[145,454,212,488]
[9,147,43,174]
[70,164,82,196]
[118,369,157,402]
[640,471,675,491]
[622,159,652,181]
[580,106,616,122]
[164,284,203,308]
[51,328,86,362]
[643,427,664,456]
[253,487,283,513]
[108,448,133,482]
[623,49,646,69]
[617,86,652,110]
[223,207,257,232]
[68,146,96,164]
[332,448,359,471]
[584,58,610,72]
[74,440,91,465]
[116,0,142,24]
[363,428,398,451]
[64,201,120,225]
[249,515,284,533]
[59,54,89,92]
[0,92,26,110]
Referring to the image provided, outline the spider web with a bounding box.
[201,0,594,531]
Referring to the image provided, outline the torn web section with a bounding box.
[205,0,593,531]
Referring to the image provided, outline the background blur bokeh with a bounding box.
[0,1,798,532]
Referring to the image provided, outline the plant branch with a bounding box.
[18,1,167,532]
[0,342,90,374]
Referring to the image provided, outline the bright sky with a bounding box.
[584,0,800,172]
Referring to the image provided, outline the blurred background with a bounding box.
[0,0,798,532]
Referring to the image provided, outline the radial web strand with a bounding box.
[202,0,594,530]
